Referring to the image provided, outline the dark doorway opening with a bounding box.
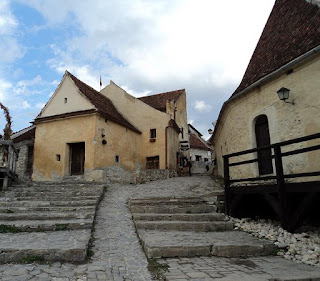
[69,142,85,175]
[26,145,34,176]
[255,115,273,175]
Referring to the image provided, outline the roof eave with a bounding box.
[211,45,320,144]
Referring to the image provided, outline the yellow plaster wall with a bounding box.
[213,54,320,180]
[101,82,172,169]
[93,116,141,171]
[40,75,94,117]
[32,114,97,181]
[167,127,180,170]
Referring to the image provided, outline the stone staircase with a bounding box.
[0,182,105,263]
[129,197,275,259]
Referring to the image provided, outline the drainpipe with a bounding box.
[165,125,169,169]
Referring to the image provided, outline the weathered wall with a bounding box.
[101,82,172,169]
[33,114,97,181]
[40,75,94,117]
[213,53,320,180]
[167,126,180,170]
[190,148,211,162]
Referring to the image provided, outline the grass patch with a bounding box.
[272,248,281,256]
[22,255,45,264]
[148,259,169,280]
[87,249,94,257]
[0,224,20,233]
[55,223,69,231]
[5,209,14,213]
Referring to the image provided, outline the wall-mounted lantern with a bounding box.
[277,87,294,105]
[208,129,213,135]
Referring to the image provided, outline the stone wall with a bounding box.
[139,169,170,183]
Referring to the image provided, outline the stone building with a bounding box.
[208,0,320,179]
[11,125,35,181]
[32,71,188,182]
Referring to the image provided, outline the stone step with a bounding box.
[135,221,234,232]
[0,211,94,221]
[129,197,207,205]
[0,229,91,263]
[2,194,101,201]
[130,204,216,214]
[0,205,96,213]
[0,218,92,231]
[8,185,104,193]
[0,199,98,207]
[132,213,227,221]
[137,230,275,259]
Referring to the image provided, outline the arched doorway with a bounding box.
[255,115,273,175]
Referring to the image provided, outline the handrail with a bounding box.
[223,132,320,230]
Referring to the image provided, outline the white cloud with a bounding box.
[0,1,18,35]
[22,100,31,109]
[36,102,46,109]
[14,75,44,95]
[195,100,212,112]
[0,78,12,101]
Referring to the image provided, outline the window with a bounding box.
[64,98,67,103]
[146,156,159,169]
[56,154,61,161]
[115,155,120,163]
[195,155,202,161]
[150,129,156,139]
[204,158,208,162]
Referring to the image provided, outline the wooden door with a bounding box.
[26,146,34,176]
[255,115,273,175]
[70,142,85,175]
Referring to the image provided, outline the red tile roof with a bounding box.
[138,89,184,112]
[66,71,141,134]
[232,0,320,97]
[190,133,211,151]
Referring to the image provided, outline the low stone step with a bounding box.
[0,218,92,231]
[129,197,207,205]
[137,230,275,259]
[135,221,233,231]
[130,204,216,214]
[3,194,101,201]
[0,205,96,213]
[133,213,227,221]
[0,229,91,263]
[8,185,104,194]
[0,199,98,207]
[0,211,94,221]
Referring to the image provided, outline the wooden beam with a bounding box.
[263,193,281,217]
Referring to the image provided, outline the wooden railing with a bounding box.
[223,132,320,229]
[0,140,18,190]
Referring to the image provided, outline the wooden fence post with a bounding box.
[223,156,231,215]
[274,145,288,230]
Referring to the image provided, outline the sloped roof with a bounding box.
[232,0,320,97]
[12,125,36,143]
[138,89,184,112]
[66,71,141,134]
[190,133,211,151]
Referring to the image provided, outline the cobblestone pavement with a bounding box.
[0,176,219,281]
[159,256,320,281]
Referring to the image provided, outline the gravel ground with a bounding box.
[232,217,320,266]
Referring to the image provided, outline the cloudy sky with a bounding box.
[0,0,275,139]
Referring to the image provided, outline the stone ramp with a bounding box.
[137,230,274,258]
[129,197,275,259]
[0,182,105,263]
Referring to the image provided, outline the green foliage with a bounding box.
[148,259,169,280]
[5,209,14,213]
[0,224,20,233]
[55,224,69,231]
[22,255,45,264]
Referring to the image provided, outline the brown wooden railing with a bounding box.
[223,132,320,229]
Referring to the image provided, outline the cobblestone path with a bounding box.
[0,176,219,281]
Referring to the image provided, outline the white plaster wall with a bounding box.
[40,75,95,117]
[213,53,320,180]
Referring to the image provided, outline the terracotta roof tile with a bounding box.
[138,89,184,112]
[67,71,141,134]
[190,133,211,151]
[232,0,320,97]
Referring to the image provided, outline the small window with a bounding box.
[204,158,208,162]
[146,156,159,169]
[115,155,119,163]
[195,155,202,161]
[64,98,67,103]
[56,154,61,161]
[150,129,156,139]
[181,127,184,139]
